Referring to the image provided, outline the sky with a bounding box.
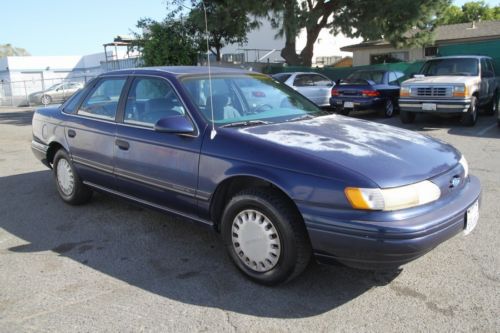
[2,0,499,57]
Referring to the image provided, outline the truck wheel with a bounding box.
[461,96,478,126]
[400,111,416,124]
[221,188,311,285]
[485,92,498,116]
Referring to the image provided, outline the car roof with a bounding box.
[100,66,254,77]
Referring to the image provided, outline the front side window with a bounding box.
[181,74,322,125]
[78,78,126,120]
[124,78,186,127]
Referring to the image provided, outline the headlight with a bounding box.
[400,86,411,97]
[453,85,468,97]
[459,155,468,178]
[345,180,441,211]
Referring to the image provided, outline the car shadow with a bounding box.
[1,170,401,318]
[0,110,34,126]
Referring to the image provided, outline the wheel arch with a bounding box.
[209,175,302,232]
[46,141,67,167]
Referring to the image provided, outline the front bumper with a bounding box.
[301,175,481,270]
[399,98,470,114]
[330,96,384,111]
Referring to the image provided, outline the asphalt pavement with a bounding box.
[0,107,499,332]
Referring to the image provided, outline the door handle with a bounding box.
[68,129,76,138]
[115,139,130,151]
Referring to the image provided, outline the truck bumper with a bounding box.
[399,98,470,114]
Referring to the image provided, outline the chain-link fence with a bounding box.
[0,75,97,107]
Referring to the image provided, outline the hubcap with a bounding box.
[57,158,75,196]
[231,209,281,272]
[41,95,50,105]
[386,100,394,116]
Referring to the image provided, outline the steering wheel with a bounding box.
[254,104,273,113]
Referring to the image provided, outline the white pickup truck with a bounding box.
[399,56,499,126]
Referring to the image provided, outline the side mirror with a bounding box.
[154,116,195,134]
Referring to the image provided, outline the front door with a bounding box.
[114,76,202,214]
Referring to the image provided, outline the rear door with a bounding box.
[67,77,127,189]
[114,76,202,213]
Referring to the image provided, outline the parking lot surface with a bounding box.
[0,107,499,332]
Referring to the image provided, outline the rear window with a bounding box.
[346,71,385,84]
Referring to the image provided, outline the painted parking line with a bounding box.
[476,123,497,136]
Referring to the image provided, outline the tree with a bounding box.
[186,1,259,62]
[438,1,500,25]
[254,0,450,66]
[132,18,198,66]
[0,44,30,57]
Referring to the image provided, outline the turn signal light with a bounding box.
[331,89,340,96]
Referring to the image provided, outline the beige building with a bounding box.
[341,21,500,66]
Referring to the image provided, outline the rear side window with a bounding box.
[124,77,186,127]
[311,74,332,86]
[61,89,85,114]
[78,78,126,120]
[294,74,314,87]
[272,73,291,83]
[388,72,399,85]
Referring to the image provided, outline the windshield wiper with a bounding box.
[220,120,271,128]
[286,114,319,122]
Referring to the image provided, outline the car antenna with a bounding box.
[202,1,216,140]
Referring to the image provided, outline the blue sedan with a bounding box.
[331,70,405,117]
[31,67,481,285]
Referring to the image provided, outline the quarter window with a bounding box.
[78,78,126,120]
[124,78,186,127]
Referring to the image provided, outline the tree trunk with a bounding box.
[280,0,302,66]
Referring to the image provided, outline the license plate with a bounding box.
[344,101,354,108]
[422,103,436,111]
[464,200,479,235]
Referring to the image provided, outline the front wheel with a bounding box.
[461,96,478,126]
[53,149,92,205]
[221,189,311,285]
[41,94,52,105]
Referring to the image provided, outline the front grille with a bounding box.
[414,87,451,97]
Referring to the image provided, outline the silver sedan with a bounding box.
[272,72,334,108]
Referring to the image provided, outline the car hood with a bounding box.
[403,75,477,85]
[238,115,460,188]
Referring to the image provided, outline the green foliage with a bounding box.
[132,18,198,67]
[438,1,500,24]
[0,44,30,57]
[248,0,450,66]
[186,1,259,61]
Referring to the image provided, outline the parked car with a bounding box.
[272,72,334,108]
[330,70,405,117]
[29,82,84,105]
[399,56,499,126]
[32,67,481,285]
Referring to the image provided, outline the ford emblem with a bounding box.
[450,176,461,188]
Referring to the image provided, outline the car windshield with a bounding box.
[345,71,385,84]
[180,74,324,126]
[420,58,479,76]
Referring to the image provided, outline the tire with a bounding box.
[461,95,478,126]
[53,149,92,205]
[379,99,394,118]
[221,188,311,285]
[41,94,52,105]
[400,110,416,124]
[485,91,498,116]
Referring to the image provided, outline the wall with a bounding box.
[438,39,500,74]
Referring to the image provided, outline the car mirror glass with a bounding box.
[154,115,194,134]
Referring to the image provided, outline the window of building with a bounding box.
[424,46,438,57]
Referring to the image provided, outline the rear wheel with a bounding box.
[53,149,92,205]
[379,99,395,118]
[461,95,478,126]
[400,111,416,124]
[221,188,311,285]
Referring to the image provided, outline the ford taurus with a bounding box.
[31,67,481,285]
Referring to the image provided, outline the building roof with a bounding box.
[341,20,500,52]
